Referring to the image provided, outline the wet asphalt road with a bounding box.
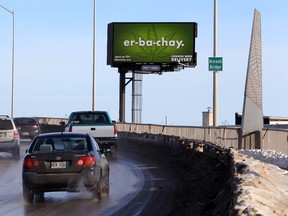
[0,140,176,216]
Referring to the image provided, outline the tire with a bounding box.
[103,178,110,195]
[110,144,117,159]
[23,186,34,204]
[12,147,20,160]
[36,192,45,202]
[105,151,112,161]
[102,167,110,195]
[91,184,102,200]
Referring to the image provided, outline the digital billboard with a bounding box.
[107,22,197,72]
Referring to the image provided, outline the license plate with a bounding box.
[51,161,67,169]
[22,132,29,135]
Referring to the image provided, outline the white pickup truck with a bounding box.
[64,111,118,158]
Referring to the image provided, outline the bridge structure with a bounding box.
[34,116,288,155]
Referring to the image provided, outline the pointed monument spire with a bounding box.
[241,9,263,136]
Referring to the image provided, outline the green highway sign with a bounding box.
[209,57,223,71]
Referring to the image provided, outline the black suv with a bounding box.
[13,117,41,140]
[0,115,20,159]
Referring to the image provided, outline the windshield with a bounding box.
[0,119,14,130]
[71,113,109,124]
[31,136,90,153]
[14,118,37,124]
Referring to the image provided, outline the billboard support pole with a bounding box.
[131,72,143,123]
[119,71,126,122]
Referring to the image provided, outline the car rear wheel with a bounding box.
[91,183,102,200]
[103,181,110,195]
[110,144,117,159]
[12,147,20,160]
[35,192,45,202]
[102,173,110,195]
[23,186,34,203]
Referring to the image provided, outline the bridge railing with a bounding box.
[117,123,288,155]
[261,128,288,154]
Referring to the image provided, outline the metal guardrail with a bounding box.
[116,123,288,155]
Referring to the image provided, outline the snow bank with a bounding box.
[240,149,288,170]
[232,149,288,215]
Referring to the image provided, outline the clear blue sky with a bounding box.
[0,0,287,126]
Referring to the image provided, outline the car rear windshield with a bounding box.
[31,136,90,153]
[71,113,109,124]
[13,118,37,124]
[0,119,14,130]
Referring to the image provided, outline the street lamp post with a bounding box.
[92,0,96,111]
[213,0,218,126]
[0,4,15,118]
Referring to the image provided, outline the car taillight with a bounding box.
[69,125,73,132]
[14,130,19,139]
[23,158,41,168]
[114,124,118,136]
[76,156,96,167]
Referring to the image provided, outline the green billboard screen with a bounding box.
[107,22,197,72]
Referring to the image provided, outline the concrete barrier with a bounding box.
[118,132,234,215]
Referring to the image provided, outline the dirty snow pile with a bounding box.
[232,149,288,215]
